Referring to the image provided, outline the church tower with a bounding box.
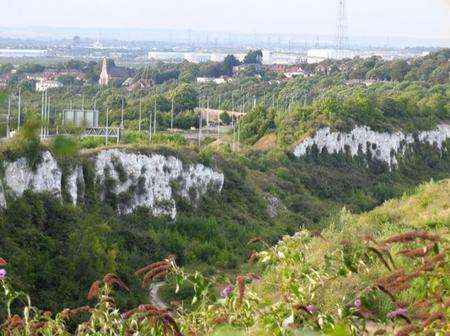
[99,58,110,86]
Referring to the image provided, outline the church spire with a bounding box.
[99,58,109,86]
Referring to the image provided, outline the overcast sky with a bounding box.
[3,0,450,40]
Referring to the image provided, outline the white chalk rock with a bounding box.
[66,165,84,205]
[293,124,450,168]
[0,180,6,208]
[4,151,62,198]
[94,149,224,219]
[0,149,224,218]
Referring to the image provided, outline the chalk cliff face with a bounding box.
[94,149,224,218]
[3,151,62,198]
[293,124,450,167]
[0,149,224,218]
[66,165,84,205]
[0,181,5,208]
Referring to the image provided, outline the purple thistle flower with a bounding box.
[0,269,6,280]
[306,304,318,314]
[387,307,408,319]
[220,285,233,298]
[354,298,362,308]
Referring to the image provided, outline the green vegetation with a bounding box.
[1,179,448,335]
[0,50,449,335]
[274,81,449,146]
[2,50,447,138]
[1,132,449,317]
[166,179,449,335]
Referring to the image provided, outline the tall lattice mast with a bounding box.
[336,0,349,56]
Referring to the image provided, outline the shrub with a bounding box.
[80,136,106,149]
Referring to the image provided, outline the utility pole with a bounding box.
[153,98,157,135]
[93,99,97,128]
[231,92,234,111]
[206,96,210,127]
[47,94,50,137]
[217,95,221,149]
[40,91,44,140]
[44,91,48,138]
[237,117,240,152]
[217,119,220,150]
[149,108,153,142]
[6,96,11,138]
[121,97,124,129]
[170,96,174,132]
[198,110,202,146]
[105,108,109,146]
[17,88,21,131]
[232,116,236,152]
[139,95,142,132]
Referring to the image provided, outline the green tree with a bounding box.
[144,94,171,112]
[220,111,232,125]
[389,60,410,81]
[169,83,199,112]
[179,62,200,82]
[240,105,275,143]
[243,50,263,64]
[0,63,13,75]
[222,55,241,76]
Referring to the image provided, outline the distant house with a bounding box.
[270,64,311,79]
[58,69,86,81]
[125,78,154,92]
[344,79,377,86]
[0,74,11,88]
[27,69,86,82]
[315,64,329,75]
[196,77,229,84]
[36,80,63,92]
[99,58,132,86]
[284,66,311,79]
[232,63,262,76]
[270,64,289,73]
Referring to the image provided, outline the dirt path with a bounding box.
[149,281,167,309]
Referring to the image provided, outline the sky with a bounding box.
[2,0,449,41]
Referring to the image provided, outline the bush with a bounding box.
[80,136,106,149]
[50,136,79,162]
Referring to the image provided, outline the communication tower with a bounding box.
[336,0,349,57]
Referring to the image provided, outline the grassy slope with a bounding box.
[199,179,449,335]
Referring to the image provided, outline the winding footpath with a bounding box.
[149,281,167,309]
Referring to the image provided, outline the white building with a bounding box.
[0,49,48,58]
[184,52,211,63]
[262,50,306,65]
[307,49,355,63]
[36,80,63,92]
[196,77,229,84]
[148,51,185,62]
[148,51,247,64]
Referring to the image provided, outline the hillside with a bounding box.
[171,179,449,335]
[1,116,450,315]
[1,178,447,335]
